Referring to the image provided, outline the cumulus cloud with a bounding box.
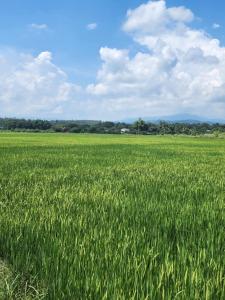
[123,0,194,34]
[0,50,81,118]
[87,0,225,119]
[86,23,97,30]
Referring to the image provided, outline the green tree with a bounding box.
[133,118,147,134]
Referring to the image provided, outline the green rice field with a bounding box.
[0,132,224,299]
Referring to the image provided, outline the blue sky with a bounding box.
[1,0,225,120]
[1,0,225,84]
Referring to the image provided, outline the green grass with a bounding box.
[0,258,45,299]
[0,132,225,299]
[0,259,12,299]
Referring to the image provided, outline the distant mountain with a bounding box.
[51,120,100,125]
[121,114,225,124]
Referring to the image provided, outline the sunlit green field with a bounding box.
[0,132,225,299]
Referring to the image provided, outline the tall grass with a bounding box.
[0,133,224,299]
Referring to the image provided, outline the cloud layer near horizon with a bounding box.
[1,0,225,120]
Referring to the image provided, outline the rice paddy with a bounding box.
[0,132,224,299]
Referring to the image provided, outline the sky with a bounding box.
[1,0,225,120]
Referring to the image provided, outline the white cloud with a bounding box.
[0,50,81,118]
[123,0,194,34]
[86,23,97,30]
[30,23,48,30]
[86,0,225,119]
[213,23,221,29]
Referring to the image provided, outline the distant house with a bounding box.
[121,128,130,134]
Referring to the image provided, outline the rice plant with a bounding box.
[0,132,224,299]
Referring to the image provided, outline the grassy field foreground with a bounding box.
[0,132,224,299]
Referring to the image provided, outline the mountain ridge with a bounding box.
[120,114,225,124]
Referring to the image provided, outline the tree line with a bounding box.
[0,117,224,135]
